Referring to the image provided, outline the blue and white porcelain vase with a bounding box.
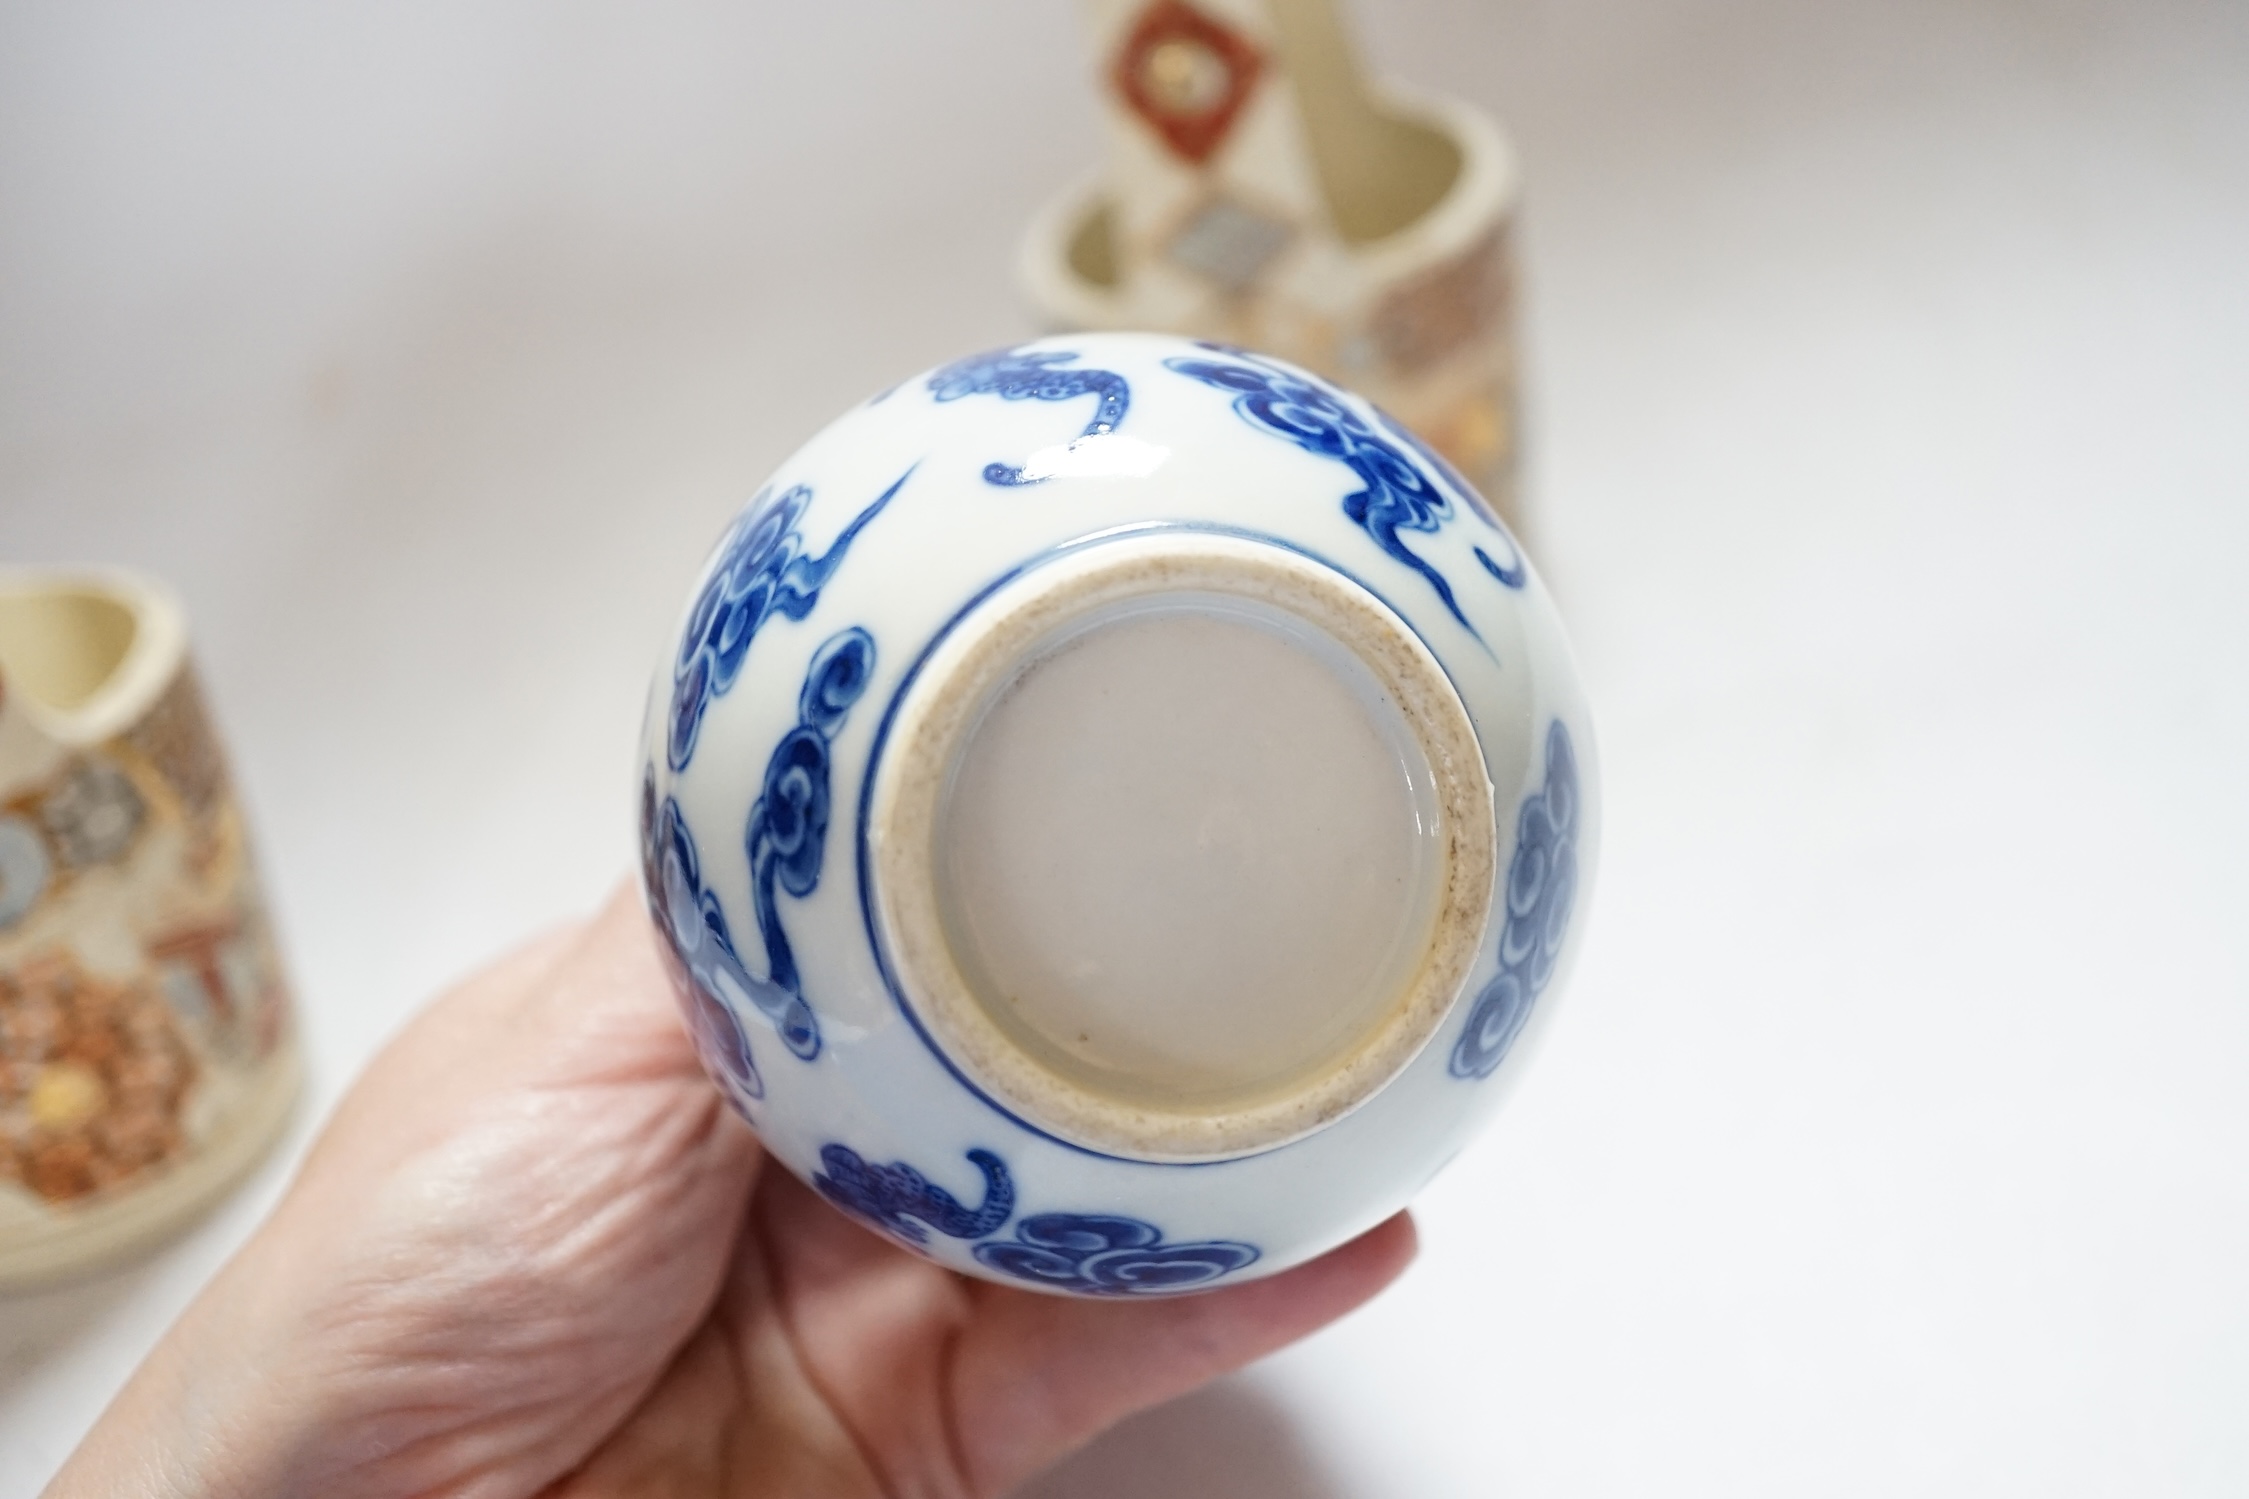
[639,332,1594,1297]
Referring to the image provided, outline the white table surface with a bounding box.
[4,1,2246,1493]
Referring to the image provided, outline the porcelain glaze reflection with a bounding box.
[640,333,1597,1296]
[927,347,1133,487]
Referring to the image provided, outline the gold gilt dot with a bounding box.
[1141,38,1231,116]
[29,1062,108,1130]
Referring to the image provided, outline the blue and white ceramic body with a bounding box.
[639,333,1596,1297]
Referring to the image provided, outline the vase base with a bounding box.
[870,531,1494,1161]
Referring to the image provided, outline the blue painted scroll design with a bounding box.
[927,345,1132,486]
[729,626,876,1060]
[1163,346,1525,632]
[1373,407,1527,588]
[813,1145,1016,1247]
[640,773,765,1103]
[973,1214,1262,1296]
[1450,720,1582,1079]
[668,468,910,772]
[810,1141,1262,1294]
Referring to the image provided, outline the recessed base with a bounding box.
[939,595,1436,1109]
[870,534,1495,1161]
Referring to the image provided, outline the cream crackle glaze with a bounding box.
[0,571,299,1288]
[1020,0,1532,534]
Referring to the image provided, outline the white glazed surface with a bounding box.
[638,331,1596,1294]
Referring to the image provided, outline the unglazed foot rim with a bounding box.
[868,532,1496,1162]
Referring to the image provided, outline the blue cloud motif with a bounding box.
[1451,720,1582,1079]
[974,1215,1262,1296]
[1164,346,1525,634]
[813,1145,1016,1247]
[736,626,876,1060]
[806,1138,1264,1293]
[927,345,1131,486]
[1374,406,1526,587]
[669,468,910,771]
[640,776,765,1103]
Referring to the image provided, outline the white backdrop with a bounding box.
[3,1,2246,1493]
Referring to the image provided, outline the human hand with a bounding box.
[49,888,1415,1498]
